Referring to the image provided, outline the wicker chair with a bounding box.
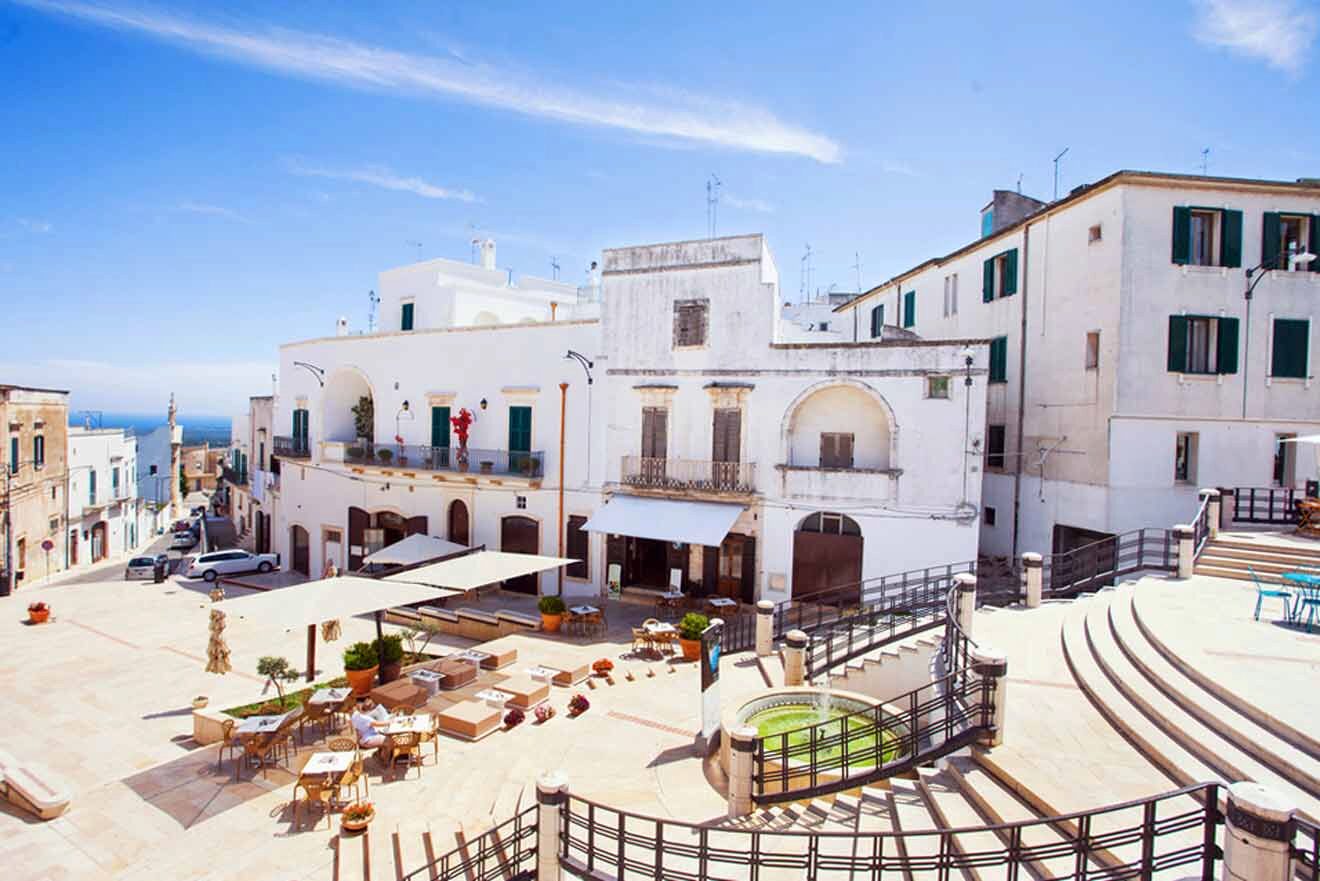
[417,715,440,765]
[337,754,367,802]
[327,737,357,752]
[385,731,422,780]
[238,732,280,779]
[216,719,242,773]
[293,775,335,831]
[298,702,334,745]
[332,692,356,732]
[391,705,415,716]
[630,627,649,653]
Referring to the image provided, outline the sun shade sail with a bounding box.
[385,551,575,591]
[580,495,744,547]
[362,533,468,566]
[213,576,461,630]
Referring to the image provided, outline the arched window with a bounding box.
[797,511,862,536]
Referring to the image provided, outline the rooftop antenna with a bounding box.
[800,244,814,304]
[706,174,722,239]
[550,256,561,281]
[405,240,422,261]
[1201,148,1210,175]
[1016,173,1023,194]
[367,289,379,333]
[1052,147,1069,201]
[852,252,863,297]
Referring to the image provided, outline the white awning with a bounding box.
[385,551,576,591]
[213,576,462,631]
[1281,435,1320,445]
[580,495,744,547]
[362,533,468,566]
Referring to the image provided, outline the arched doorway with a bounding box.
[91,522,107,563]
[791,512,863,602]
[376,512,407,548]
[500,515,539,594]
[290,525,310,576]
[448,500,469,546]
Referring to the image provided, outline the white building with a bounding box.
[836,170,1320,559]
[224,395,277,552]
[67,427,151,566]
[272,235,986,603]
[136,421,181,507]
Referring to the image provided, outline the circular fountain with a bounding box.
[718,686,907,788]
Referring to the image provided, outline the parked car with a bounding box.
[170,531,198,550]
[172,520,191,532]
[124,555,168,580]
[185,550,279,582]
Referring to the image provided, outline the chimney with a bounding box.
[336,316,349,337]
[480,239,496,271]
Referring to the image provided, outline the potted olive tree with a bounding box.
[678,612,708,661]
[343,641,379,695]
[256,656,300,709]
[374,633,405,683]
[538,595,566,632]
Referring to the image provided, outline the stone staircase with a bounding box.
[1194,534,1320,585]
[1061,583,1320,824]
[813,623,943,698]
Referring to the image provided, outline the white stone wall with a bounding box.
[68,428,146,565]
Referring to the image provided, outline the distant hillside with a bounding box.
[69,412,231,447]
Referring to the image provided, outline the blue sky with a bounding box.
[1,0,1317,416]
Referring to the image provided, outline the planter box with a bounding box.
[192,708,231,745]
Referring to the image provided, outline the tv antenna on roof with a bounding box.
[1052,147,1069,201]
[1201,148,1210,175]
[800,244,814,303]
[706,174,722,239]
[551,257,561,281]
[852,252,863,297]
[367,289,379,333]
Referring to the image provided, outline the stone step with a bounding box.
[1082,588,1320,825]
[888,776,973,881]
[1192,564,1275,585]
[916,768,1016,881]
[1108,587,1320,796]
[943,755,1092,881]
[1196,548,1320,572]
[1129,586,1320,771]
[332,829,372,881]
[1207,536,1320,560]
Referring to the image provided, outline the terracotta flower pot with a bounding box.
[342,806,374,833]
[541,612,563,633]
[679,637,701,661]
[345,665,378,696]
[28,609,50,625]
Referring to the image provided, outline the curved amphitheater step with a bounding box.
[730,785,897,835]
[1072,585,1320,824]
[822,627,942,696]
[1194,534,1320,585]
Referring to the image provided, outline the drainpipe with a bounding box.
[557,382,568,596]
[1011,223,1032,558]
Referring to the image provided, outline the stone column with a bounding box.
[1174,524,1195,579]
[971,645,1008,747]
[953,573,977,638]
[1201,488,1221,539]
[1222,782,1296,881]
[536,771,569,881]
[1218,487,1236,530]
[726,725,757,818]
[755,600,775,657]
[1021,553,1043,609]
[783,629,808,687]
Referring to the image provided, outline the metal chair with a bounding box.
[1248,566,1293,622]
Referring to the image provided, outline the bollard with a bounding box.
[1021,553,1043,608]
[783,629,808,686]
[727,725,758,818]
[1174,524,1195,579]
[755,601,775,657]
[1222,781,1295,881]
[971,645,1008,747]
[953,573,977,638]
[536,771,569,881]
[1200,488,1221,539]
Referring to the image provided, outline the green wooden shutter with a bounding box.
[1311,215,1320,272]
[989,337,1008,383]
[9,436,17,473]
[1262,212,1281,270]
[903,290,915,327]
[400,302,415,331]
[869,305,882,338]
[1216,317,1240,374]
[431,406,450,448]
[1271,319,1309,378]
[878,303,884,328]
[982,258,995,302]
[1002,249,1018,296]
[1171,207,1191,265]
[89,469,96,504]
[1220,210,1243,268]
[1167,316,1188,372]
[508,406,531,452]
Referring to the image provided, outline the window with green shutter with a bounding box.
[89,469,96,505]
[982,249,1019,299]
[1173,207,1240,267]
[1265,213,1320,272]
[1167,315,1238,374]
[1001,249,1018,296]
[9,436,17,473]
[989,336,1008,383]
[508,406,532,452]
[400,302,415,331]
[869,304,883,338]
[1271,319,1310,378]
[902,290,915,328]
[982,257,995,302]
[431,405,451,448]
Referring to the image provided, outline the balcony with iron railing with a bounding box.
[330,442,544,480]
[273,435,311,459]
[620,455,756,495]
[221,465,248,486]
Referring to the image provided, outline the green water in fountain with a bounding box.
[746,703,901,765]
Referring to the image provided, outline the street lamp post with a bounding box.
[1241,250,1316,418]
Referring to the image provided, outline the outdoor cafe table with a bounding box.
[453,649,490,672]
[306,687,351,707]
[1282,571,1320,627]
[384,713,434,736]
[706,597,737,612]
[236,714,284,737]
[569,605,599,616]
[299,750,353,779]
[644,622,677,635]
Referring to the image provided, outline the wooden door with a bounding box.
[500,516,540,594]
[405,516,428,536]
[69,531,78,566]
[291,525,310,575]
[448,500,469,545]
[791,531,863,602]
[740,535,757,603]
[641,407,667,482]
[348,506,369,570]
[712,408,741,488]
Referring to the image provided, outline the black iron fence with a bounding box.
[273,435,310,459]
[1233,486,1302,524]
[1297,816,1319,881]
[343,442,544,478]
[1192,494,1212,557]
[400,805,536,881]
[1042,528,1176,599]
[559,784,1221,881]
[621,455,756,494]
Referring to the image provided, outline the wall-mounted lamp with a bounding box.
[479,398,488,411]
[401,400,410,412]
[292,361,326,387]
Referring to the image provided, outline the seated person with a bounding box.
[350,697,390,750]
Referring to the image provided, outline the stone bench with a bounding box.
[0,748,71,821]
[498,674,549,711]
[436,700,501,741]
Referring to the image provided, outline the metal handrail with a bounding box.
[400,805,537,881]
[1233,486,1302,525]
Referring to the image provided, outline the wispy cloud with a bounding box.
[16,217,53,233]
[1193,0,1317,73]
[17,0,841,163]
[176,201,248,222]
[723,194,775,214]
[880,159,918,177]
[287,160,479,203]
